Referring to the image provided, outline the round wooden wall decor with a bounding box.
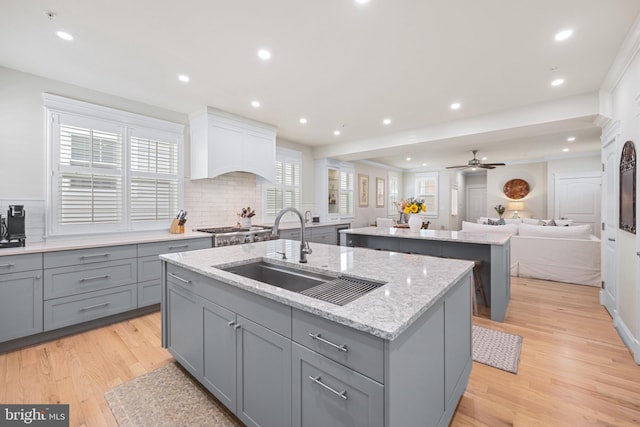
[503,178,530,200]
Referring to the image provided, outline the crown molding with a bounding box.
[601,14,640,92]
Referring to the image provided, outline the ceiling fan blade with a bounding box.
[482,162,506,166]
[445,165,470,169]
[478,164,496,169]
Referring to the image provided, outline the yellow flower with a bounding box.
[404,206,411,214]
[421,204,426,212]
[410,204,418,213]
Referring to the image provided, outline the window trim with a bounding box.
[44,94,184,237]
[262,147,302,223]
[414,172,439,217]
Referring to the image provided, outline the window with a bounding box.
[45,94,183,236]
[387,171,400,215]
[415,172,438,216]
[339,169,354,216]
[263,147,302,221]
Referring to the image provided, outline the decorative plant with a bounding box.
[494,204,506,218]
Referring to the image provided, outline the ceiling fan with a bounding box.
[445,150,506,170]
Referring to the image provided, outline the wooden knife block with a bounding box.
[169,219,184,234]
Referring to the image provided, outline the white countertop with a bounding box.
[261,221,351,231]
[160,239,472,340]
[343,226,511,245]
[0,230,212,256]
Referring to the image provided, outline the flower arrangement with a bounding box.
[399,197,426,214]
[239,207,256,218]
[494,204,505,218]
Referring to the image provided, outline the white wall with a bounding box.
[486,162,547,219]
[352,162,399,228]
[403,170,452,230]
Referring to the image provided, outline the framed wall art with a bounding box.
[358,174,369,207]
[376,177,385,208]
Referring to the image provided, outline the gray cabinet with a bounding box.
[137,237,211,306]
[0,266,43,342]
[166,282,203,377]
[308,226,337,245]
[292,342,383,427]
[278,228,301,240]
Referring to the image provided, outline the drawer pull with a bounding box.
[80,274,110,282]
[80,302,110,311]
[308,375,348,400]
[228,320,236,327]
[0,263,15,268]
[168,272,192,285]
[308,333,348,352]
[168,245,189,250]
[608,238,616,242]
[234,324,241,330]
[79,253,110,260]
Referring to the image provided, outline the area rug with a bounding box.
[472,325,523,374]
[105,362,243,426]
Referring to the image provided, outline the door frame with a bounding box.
[553,171,602,237]
[466,184,487,223]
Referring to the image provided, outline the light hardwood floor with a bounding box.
[1,277,639,426]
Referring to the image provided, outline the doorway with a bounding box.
[554,173,602,238]
[466,185,487,223]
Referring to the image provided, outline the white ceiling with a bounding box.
[1,0,639,170]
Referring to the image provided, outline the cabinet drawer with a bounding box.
[138,256,161,282]
[44,259,137,299]
[0,253,43,274]
[292,342,383,427]
[310,229,336,245]
[166,264,292,338]
[278,229,301,240]
[44,245,136,269]
[43,284,137,331]
[137,238,211,257]
[138,279,160,307]
[293,309,384,383]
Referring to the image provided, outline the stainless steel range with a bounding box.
[196,225,276,247]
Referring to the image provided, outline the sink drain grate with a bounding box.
[300,276,385,306]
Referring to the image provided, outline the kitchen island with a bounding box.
[160,239,473,427]
[341,226,512,322]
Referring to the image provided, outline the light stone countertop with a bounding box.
[343,226,511,245]
[160,239,472,340]
[0,230,212,256]
[261,221,351,231]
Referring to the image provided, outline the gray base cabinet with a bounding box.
[0,269,43,342]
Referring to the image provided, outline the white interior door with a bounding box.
[555,173,602,238]
[601,131,619,318]
[466,185,487,223]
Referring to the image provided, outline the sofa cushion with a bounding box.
[522,218,543,225]
[478,217,522,225]
[487,218,506,225]
[518,223,591,239]
[554,219,574,226]
[462,221,519,235]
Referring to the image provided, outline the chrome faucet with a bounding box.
[272,207,312,263]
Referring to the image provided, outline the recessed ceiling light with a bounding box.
[555,29,573,41]
[406,157,411,161]
[450,102,461,110]
[383,118,391,125]
[177,74,190,83]
[422,163,427,166]
[567,136,575,142]
[299,117,307,124]
[355,0,370,4]
[481,157,487,161]
[333,130,341,136]
[551,78,565,87]
[562,148,569,152]
[56,31,73,41]
[251,100,261,108]
[258,49,271,60]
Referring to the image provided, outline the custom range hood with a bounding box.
[189,107,276,182]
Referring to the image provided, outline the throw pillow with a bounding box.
[554,219,574,227]
[487,218,506,225]
[542,219,556,226]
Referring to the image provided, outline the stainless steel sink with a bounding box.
[220,260,336,293]
[220,260,386,305]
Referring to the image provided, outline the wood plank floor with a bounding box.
[1,277,639,426]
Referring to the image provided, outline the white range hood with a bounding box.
[189,107,276,182]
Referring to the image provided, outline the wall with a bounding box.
[486,162,547,219]
[352,162,400,228]
[403,170,452,230]
[608,36,640,352]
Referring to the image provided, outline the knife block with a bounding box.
[169,219,184,234]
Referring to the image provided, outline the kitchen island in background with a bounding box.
[161,239,473,427]
[341,226,512,322]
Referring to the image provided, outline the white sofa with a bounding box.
[461,220,601,287]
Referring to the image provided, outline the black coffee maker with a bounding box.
[0,205,26,248]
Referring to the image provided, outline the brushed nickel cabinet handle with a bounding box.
[168,245,189,250]
[308,375,348,400]
[80,274,110,282]
[168,272,192,285]
[608,238,616,242]
[80,302,109,311]
[0,263,15,268]
[308,333,348,352]
[79,253,110,260]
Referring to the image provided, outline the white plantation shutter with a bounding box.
[387,172,400,215]
[264,148,301,220]
[339,170,354,216]
[130,136,179,221]
[45,94,184,236]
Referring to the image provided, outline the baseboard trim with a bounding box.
[614,313,640,365]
